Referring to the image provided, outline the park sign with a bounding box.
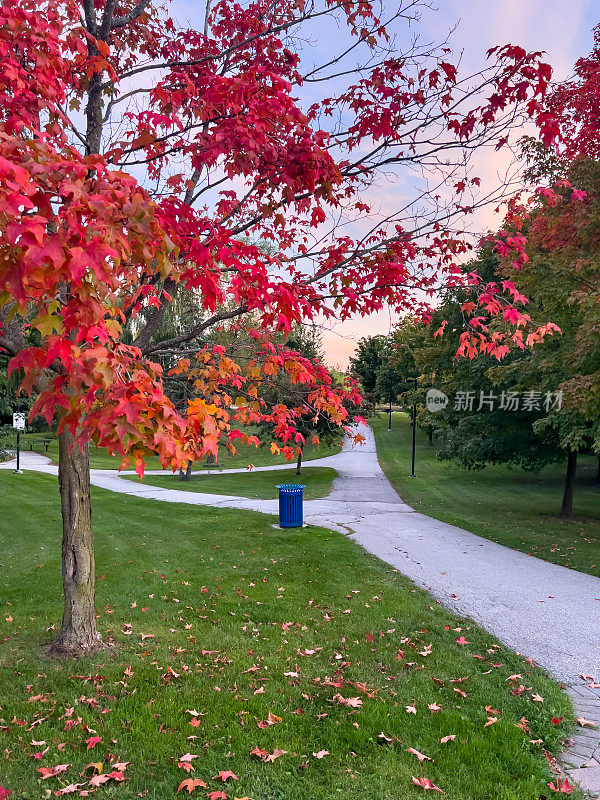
[12,412,25,431]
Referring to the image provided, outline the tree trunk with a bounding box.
[296,446,303,476]
[596,454,600,484]
[179,462,193,481]
[428,426,433,446]
[560,447,577,517]
[49,430,102,656]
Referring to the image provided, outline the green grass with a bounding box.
[0,471,576,799]
[20,431,342,471]
[126,466,337,500]
[372,412,600,578]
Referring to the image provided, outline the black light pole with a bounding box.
[405,378,417,477]
[387,371,392,431]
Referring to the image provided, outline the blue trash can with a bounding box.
[276,483,306,528]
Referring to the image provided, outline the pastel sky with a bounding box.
[318,0,597,369]
[174,0,597,368]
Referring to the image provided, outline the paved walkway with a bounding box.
[3,430,600,791]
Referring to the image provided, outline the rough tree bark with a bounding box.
[179,462,193,481]
[47,0,128,656]
[49,429,102,656]
[560,447,577,517]
[428,426,433,446]
[296,445,304,476]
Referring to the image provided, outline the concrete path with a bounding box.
[3,430,600,790]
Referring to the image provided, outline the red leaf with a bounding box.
[85,736,102,750]
[178,778,207,793]
[548,778,573,794]
[37,764,71,779]
[213,771,238,782]
[412,776,445,793]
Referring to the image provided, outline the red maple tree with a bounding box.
[0,0,556,655]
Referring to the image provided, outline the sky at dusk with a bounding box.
[175,0,597,368]
[318,0,597,369]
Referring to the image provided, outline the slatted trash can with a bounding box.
[276,483,306,528]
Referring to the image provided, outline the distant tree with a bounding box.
[495,157,600,514]
[413,229,600,515]
[349,336,387,399]
[257,324,359,474]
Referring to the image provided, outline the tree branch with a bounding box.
[111,0,152,29]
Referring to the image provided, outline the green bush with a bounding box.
[0,424,15,461]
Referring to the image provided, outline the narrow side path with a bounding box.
[3,430,600,789]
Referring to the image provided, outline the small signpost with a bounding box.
[12,412,25,474]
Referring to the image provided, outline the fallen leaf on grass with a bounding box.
[405,704,417,715]
[313,750,329,759]
[544,750,561,775]
[88,771,126,787]
[484,717,497,727]
[178,778,207,793]
[56,784,84,796]
[440,735,455,744]
[214,771,238,782]
[85,736,102,750]
[551,717,563,725]
[406,747,432,762]
[257,711,282,728]
[548,778,573,794]
[208,792,227,800]
[37,764,71,779]
[81,762,103,776]
[332,694,362,708]
[250,746,287,762]
[0,788,11,800]
[412,776,445,793]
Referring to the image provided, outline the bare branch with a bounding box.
[111,0,152,29]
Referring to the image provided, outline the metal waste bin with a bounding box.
[276,483,306,528]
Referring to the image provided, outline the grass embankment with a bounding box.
[126,466,337,500]
[0,470,575,799]
[372,412,600,578]
[20,431,342,471]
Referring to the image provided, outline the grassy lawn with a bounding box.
[125,466,337,500]
[19,431,342,471]
[372,412,600,578]
[0,471,576,799]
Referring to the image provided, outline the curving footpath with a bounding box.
[3,428,600,792]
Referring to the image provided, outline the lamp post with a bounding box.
[387,371,393,431]
[405,378,417,477]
